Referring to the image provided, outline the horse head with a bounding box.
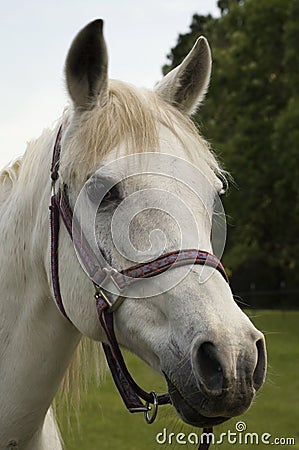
[54,20,266,429]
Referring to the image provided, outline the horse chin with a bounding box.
[164,374,229,428]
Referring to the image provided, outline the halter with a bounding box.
[50,125,228,449]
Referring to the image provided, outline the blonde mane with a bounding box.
[60,80,225,185]
[0,158,22,205]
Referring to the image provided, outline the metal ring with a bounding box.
[144,391,158,424]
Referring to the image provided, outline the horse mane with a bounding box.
[55,339,107,421]
[0,144,107,419]
[0,158,22,205]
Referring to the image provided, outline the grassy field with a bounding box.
[58,310,299,449]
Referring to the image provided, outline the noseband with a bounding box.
[50,125,228,449]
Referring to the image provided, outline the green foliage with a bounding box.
[164,0,299,304]
[58,311,299,449]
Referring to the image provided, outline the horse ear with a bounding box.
[65,19,108,110]
[155,37,212,115]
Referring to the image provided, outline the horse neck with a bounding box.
[0,128,81,448]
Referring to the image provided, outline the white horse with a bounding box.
[0,20,266,449]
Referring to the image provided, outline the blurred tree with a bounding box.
[163,0,299,306]
[217,0,244,15]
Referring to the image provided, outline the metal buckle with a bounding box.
[101,267,123,291]
[94,268,125,312]
[144,391,158,424]
[128,391,159,424]
[128,405,149,413]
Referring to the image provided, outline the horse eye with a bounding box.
[86,178,119,205]
[103,185,119,203]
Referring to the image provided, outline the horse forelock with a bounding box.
[59,79,226,186]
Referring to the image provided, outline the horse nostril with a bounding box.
[195,341,224,394]
[253,338,267,391]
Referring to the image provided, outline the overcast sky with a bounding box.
[0,1,219,169]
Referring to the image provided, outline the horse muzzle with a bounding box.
[164,332,267,427]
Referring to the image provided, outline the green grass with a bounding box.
[58,310,299,449]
